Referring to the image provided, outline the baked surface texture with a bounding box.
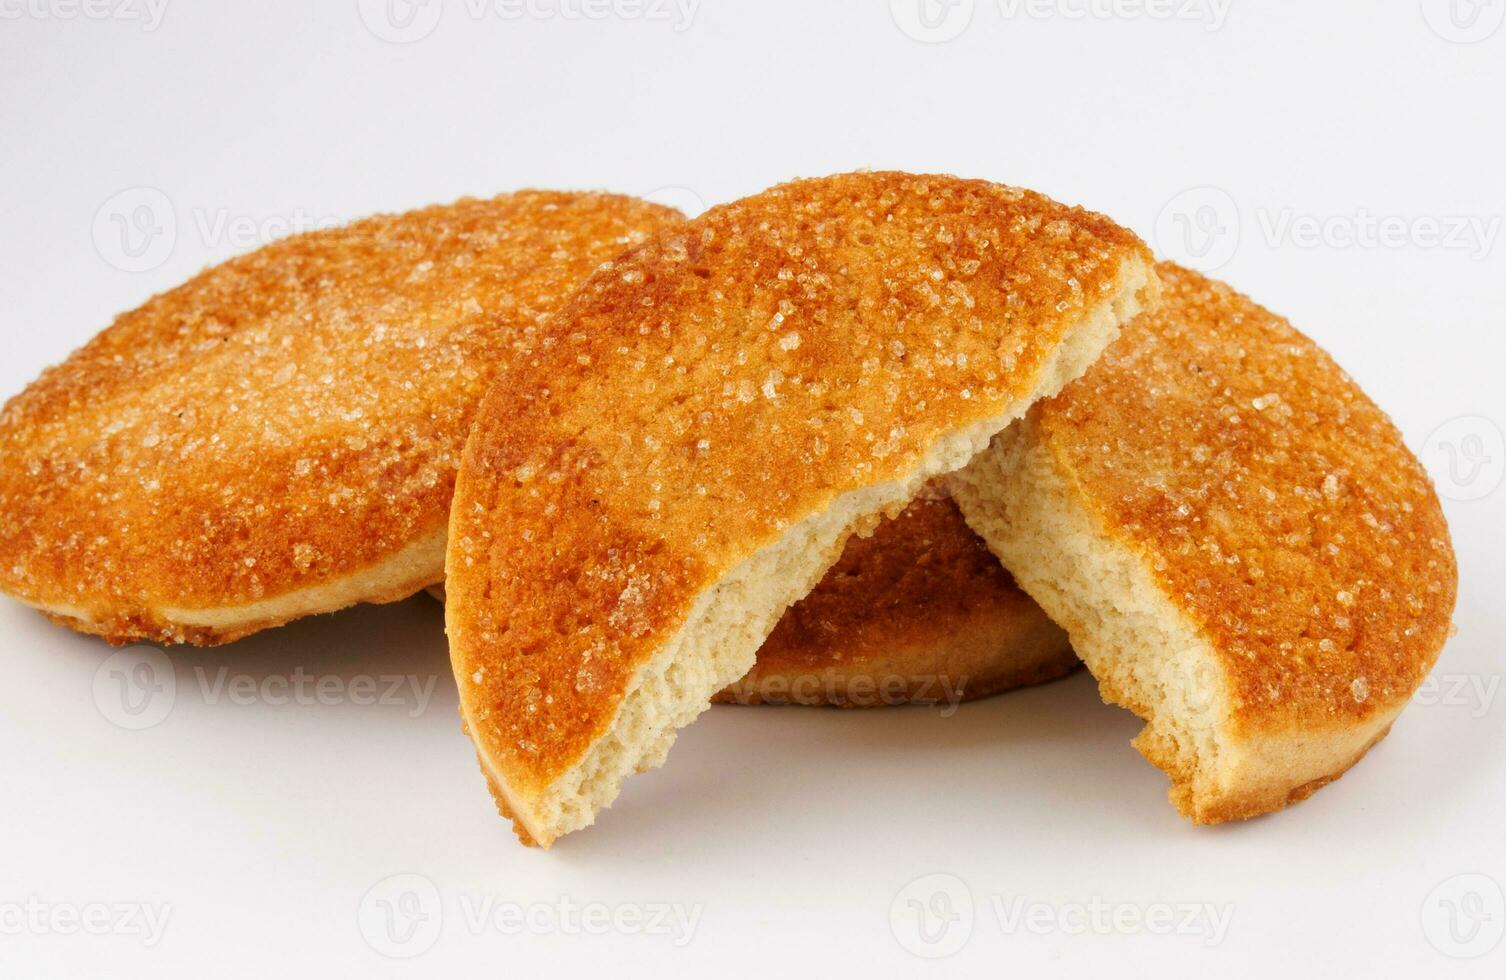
[446,171,1158,846]
[951,261,1457,823]
[0,192,682,644]
[715,484,1078,706]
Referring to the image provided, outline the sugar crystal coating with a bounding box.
[0,191,682,643]
[1035,262,1457,726]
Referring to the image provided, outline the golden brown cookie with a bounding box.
[447,171,1158,846]
[951,261,1457,823]
[0,192,682,644]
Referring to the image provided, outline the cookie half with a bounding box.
[446,171,1158,845]
[951,262,1457,823]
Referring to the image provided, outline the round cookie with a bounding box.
[446,171,1158,846]
[0,192,683,645]
[715,484,1077,707]
[951,262,1458,823]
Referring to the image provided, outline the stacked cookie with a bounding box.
[0,173,1456,846]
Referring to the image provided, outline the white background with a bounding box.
[1,1,1503,977]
